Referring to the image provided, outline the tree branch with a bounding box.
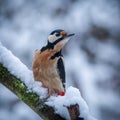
[0,63,84,120]
[0,43,97,120]
[0,63,65,120]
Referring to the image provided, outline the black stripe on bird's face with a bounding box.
[41,30,74,52]
[41,34,74,52]
[48,30,66,43]
[53,33,75,45]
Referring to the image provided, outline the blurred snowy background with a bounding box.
[0,0,120,120]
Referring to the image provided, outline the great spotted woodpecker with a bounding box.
[32,29,74,96]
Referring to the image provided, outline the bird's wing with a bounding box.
[57,57,65,88]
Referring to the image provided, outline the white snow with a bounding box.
[46,86,97,120]
[0,42,97,120]
[0,0,120,120]
[0,42,47,98]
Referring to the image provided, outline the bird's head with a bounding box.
[47,29,74,50]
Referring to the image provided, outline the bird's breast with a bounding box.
[32,49,60,81]
[32,49,64,92]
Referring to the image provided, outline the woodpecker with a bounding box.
[32,29,74,96]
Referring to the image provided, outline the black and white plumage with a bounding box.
[32,29,74,96]
[50,50,65,88]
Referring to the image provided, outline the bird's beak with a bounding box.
[64,33,75,38]
[54,33,75,51]
[61,33,75,44]
[60,31,75,38]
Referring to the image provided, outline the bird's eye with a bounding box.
[56,33,60,37]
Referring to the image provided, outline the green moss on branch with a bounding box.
[0,63,64,120]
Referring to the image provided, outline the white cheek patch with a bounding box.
[48,35,61,43]
[48,35,57,43]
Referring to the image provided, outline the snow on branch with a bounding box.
[0,42,47,98]
[0,42,97,120]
